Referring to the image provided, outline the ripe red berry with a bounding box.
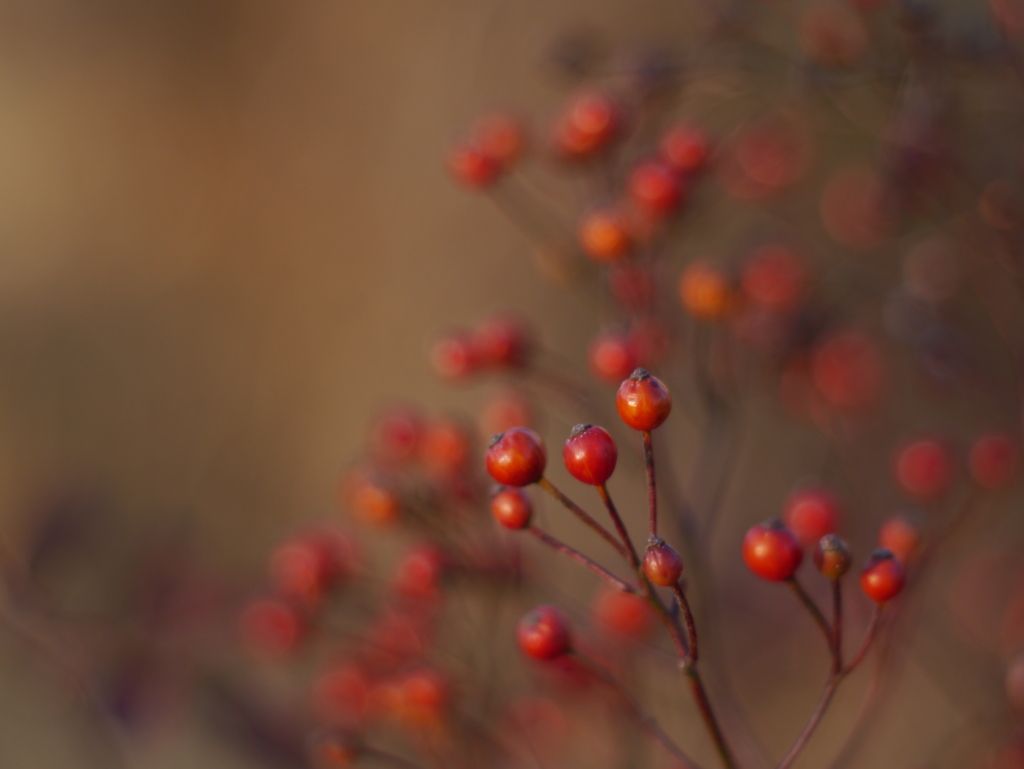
[591,587,655,640]
[563,424,618,486]
[392,667,450,728]
[659,123,710,174]
[578,208,632,262]
[741,244,809,314]
[551,92,621,160]
[311,662,373,725]
[446,142,500,189]
[478,388,534,436]
[486,427,547,486]
[517,605,571,660]
[679,260,734,321]
[643,538,684,586]
[895,438,953,499]
[269,535,342,604]
[430,330,480,381]
[368,406,424,464]
[239,597,305,658]
[342,467,401,527]
[491,486,533,530]
[860,548,905,603]
[588,331,638,384]
[628,159,684,216]
[473,113,526,169]
[812,534,851,579]
[742,519,804,581]
[473,312,534,369]
[393,543,447,603]
[616,368,672,431]
[811,331,885,410]
[878,514,921,565]
[782,486,842,547]
[420,417,472,478]
[969,432,1019,490]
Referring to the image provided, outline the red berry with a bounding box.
[392,667,450,728]
[969,432,1019,490]
[311,662,373,725]
[447,142,500,189]
[430,330,480,381]
[628,159,684,216]
[878,514,920,565]
[588,331,638,384]
[578,208,632,262]
[491,486,533,530]
[643,538,684,586]
[591,587,655,640]
[517,605,571,660]
[895,438,953,499]
[551,92,621,160]
[393,543,447,602]
[616,368,672,431]
[659,123,710,174]
[478,388,534,436]
[812,534,851,579]
[563,424,618,486]
[269,535,341,604]
[782,486,842,547]
[811,331,885,410]
[860,548,905,603]
[342,467,401,527]
[486,427,547,487]
[473,312,534,369]
[742,519,804,581]
[741,244,809,314]
[420,417,472,478]
[679,260,735,321]
[307,729,363,768]
[474,113,526,169]
[368,406,424,464]
[239,597,305,658]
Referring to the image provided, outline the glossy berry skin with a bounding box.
[860,548,905,603]
[895,438,953,499]
[491,486,533,530]
[518,605,571,660]
[783,486,842,547]
[813,534,851,579]
[563,424,618,486]
[486,428,547,487]
[589,331,637,384]
[742,519,803,581]
[616,368,672,431]
[969,432,1019,490]
[643,538,684,586]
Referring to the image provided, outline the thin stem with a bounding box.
[571,651,703,769]
[596,484,641,569]
[788,577,836,659]
[774,606,884,769]
[527,527,637,595]
[831,579,843,674]
[537,478,627,558]
[672,583,699,666]
[644,430,658,537]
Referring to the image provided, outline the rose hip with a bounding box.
[491,486,533,530]
[742,519,803,581]
[518,605,572,660]
[782,486,842,547]
[643,538,684,586]
[486,427,547,486]
[813,534,851,579]
[563,424,618,486]
[860,548,905,603]
[616,368,672,431]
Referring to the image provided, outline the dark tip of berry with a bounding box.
[763,517,786,530]
[630,367,651,380]
[818,533,845,552]
[871,547,895,561]
[490,484,507,495]
[645,535,665,549]
[569,423,594,438]
[488,432,505,448]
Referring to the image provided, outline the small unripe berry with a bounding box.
[742,519,803,581]
[491,486,533,530]
[563,424,618,485]
[969,432,1019,490]
[860,548,905,603]
[813,534,851,579]
[486,428,547,487]
[895,438,953,499]
[518,605,571,660]
[643,537,684,586]
[782,486,842,547]
[616,368,672,431]
[589,331,638,384]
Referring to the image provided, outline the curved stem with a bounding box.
[596,484,641,569]
[788,577,836,659]
[672,583,699,666]
[831,579,843,674]
[571,651,703,769]
[537,478,627,558]
[643,430,658,537]
[527,526,637,594]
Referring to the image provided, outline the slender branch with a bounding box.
[527,527,637,594]
[643,430,658,537]
[672,583,699,666]
[537,478,627,558]
[774,606,884,769]
[571,651,703,769]
[596,484,641,568]
[831,580,843,674]
[788,577,836,659]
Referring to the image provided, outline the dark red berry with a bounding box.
[491,486,533,530]
[563,424,618,486]
[486,427,547,487]
[589,331,638,384]
[239,597,305,658]
[473,312,534,369]
[895,438,953,499]
[970,432,1019,490]
[616,368,672,431]
[659,123,710,174]
[517,605,571,660]
[782,486,842,547]
[812,534,851,579]
[643,537,684,586]
[742,519,803,581]
[628,159,684,216]
[447,142,500,188]
[860,548,905,603]
[551,92,621,160]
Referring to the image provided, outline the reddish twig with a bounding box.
[537,478,627,558]
[527,526,636,595]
